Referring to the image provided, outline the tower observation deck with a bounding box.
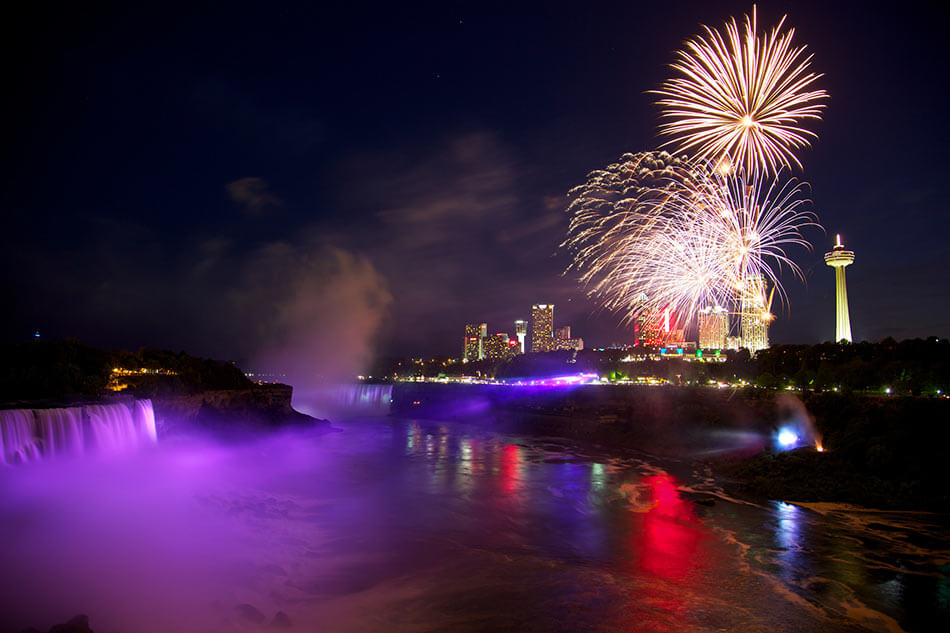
[824,234,855,343]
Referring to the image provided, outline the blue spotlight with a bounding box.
[777,427,799,449]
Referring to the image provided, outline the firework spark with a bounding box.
[654,7,828,175]
[563,153,819,331]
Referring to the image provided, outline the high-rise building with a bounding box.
[463,322,487,361]
[739,277,770,354]
[698,306,729,349]
[553,337,584,351]
[552,324,584,350]
[530,304,554,353]
[824,234,855,343]
[636,308,676,347]
[514,319,527,353]
[482,332,520,361]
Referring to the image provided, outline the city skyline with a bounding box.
[450,240,861,357]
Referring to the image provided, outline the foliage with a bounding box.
[0,339,251,402]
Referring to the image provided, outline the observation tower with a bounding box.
[824,234,855,343]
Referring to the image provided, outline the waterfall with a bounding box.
[35,407,85,458]
[0,409,42,465]
[336,384,393,411]
[87,403,141,454]
[133,399,158,443]
[1,399,158,463]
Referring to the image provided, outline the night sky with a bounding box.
[3,1,948,366]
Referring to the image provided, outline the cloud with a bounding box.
[225,177,282,215]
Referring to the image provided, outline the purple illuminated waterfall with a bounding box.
[35,407,85,458]
[338,384,393,410]
[87,404,140,454]
[0,400,157,463]
[133,399,158,443]
[0,409,43,464]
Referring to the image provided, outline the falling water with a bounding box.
[87,404,141,454]
[0,409,43,464]
[35,408,85,458]
[0,400,157,463]
[133,399,158,443]
[333,383,393,411]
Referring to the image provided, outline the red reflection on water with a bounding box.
[633,474,705,581]
[498,444,521,492]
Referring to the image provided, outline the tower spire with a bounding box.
[824,235,855,343]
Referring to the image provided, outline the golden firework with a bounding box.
[654,7,828,175]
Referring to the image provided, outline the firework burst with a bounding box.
[654,7,828,175]
[563,153,819,331]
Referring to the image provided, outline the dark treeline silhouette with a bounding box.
[0,339,251,402]
[740,338,949,394]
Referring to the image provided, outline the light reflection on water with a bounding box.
[394,417,948,632]
[0,416,946,633]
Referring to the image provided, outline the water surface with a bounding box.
[1,416,946,632]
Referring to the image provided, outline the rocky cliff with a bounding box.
[153,383,325,435]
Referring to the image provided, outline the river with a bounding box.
[1,415,947,632]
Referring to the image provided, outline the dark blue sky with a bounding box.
[3,1,948,362]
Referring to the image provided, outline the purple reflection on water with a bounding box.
[0,417,941,633]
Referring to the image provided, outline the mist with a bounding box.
[0,429,410,633]
[229,243,392,413]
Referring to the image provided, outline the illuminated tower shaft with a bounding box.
[824,235,855,343]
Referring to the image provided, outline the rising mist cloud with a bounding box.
[231,242,392,399]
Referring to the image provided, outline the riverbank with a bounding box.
[715,394,950,510]
[390,383,950,511]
